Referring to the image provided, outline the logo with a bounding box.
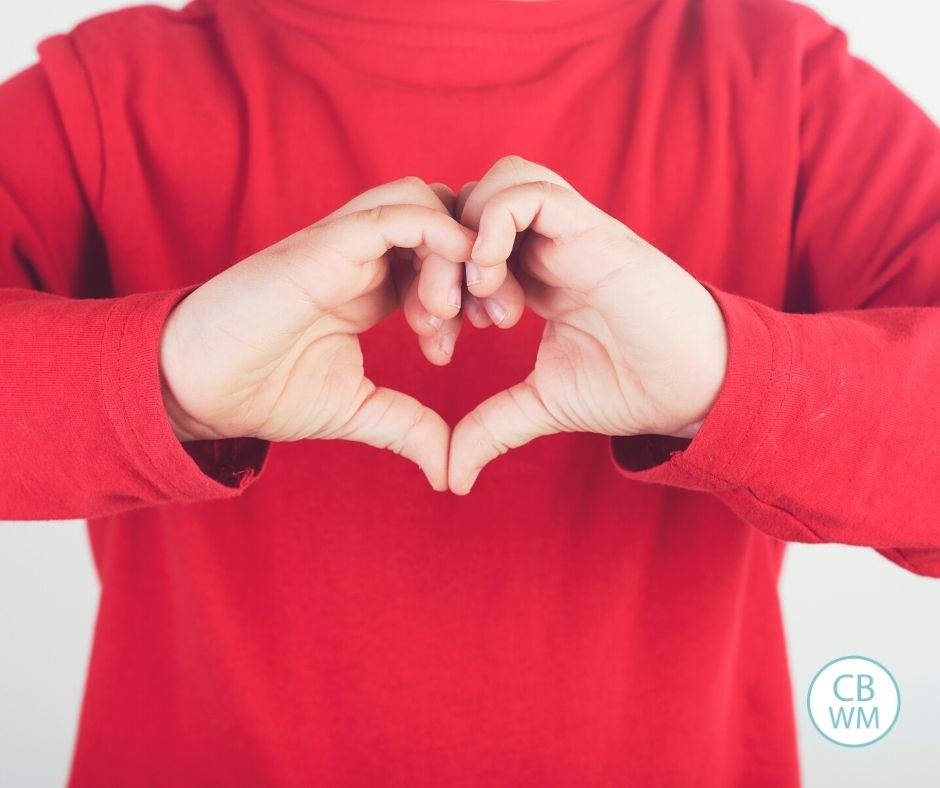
[807,656,900,747]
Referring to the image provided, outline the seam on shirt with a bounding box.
[671,441,826,544]
[680,291,779,486]
[709,485,826,544]
[98,295,166,502]
[249,0,658,52]
[110,295,190,500]
[658,450,826,543]
[740,486,826,542]
[58,3,222,212]
[109,298,171,498]
[680,304,823,542]
[735,300,796,483]
[669,453,734,492]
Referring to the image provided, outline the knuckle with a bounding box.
[409,403,430,432]
[390,403,428,456]
[364,204,392,224]
[467,409,507,456]
[495,154,530,173]
[396,174,428,192]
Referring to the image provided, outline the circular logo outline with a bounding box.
[806,655,900,748]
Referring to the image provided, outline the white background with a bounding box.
[1,1,939,786]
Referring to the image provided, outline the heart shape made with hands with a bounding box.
[161,155,727,498]
[386,155,728,496]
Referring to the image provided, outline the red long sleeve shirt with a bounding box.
[2,0,939,784]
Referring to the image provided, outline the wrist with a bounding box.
[159,370,199,442]
[666,283,729,440]
[158,301,213,443]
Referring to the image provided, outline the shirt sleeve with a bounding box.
[611,15,940,577]
[0,53,268,522]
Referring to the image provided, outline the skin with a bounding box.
[159,177,476,491]
[447,156,728,493]
[160,157,728,495]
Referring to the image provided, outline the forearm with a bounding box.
[0,287,266,520]
[612,284,940,575]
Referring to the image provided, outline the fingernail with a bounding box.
[471,232,485,258]
[447,285,461,311]
[465,261,482,287]
[426,313,443,329]
[463,296,485,325]
[483,298,507,326]
[439,332,456,358]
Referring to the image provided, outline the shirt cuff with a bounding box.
[610,282,792,493]
[100,286,269,504]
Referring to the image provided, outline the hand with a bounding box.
[396,184,527,365]
[159,177,475,490]
[448,156,729,494]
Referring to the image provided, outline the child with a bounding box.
[1,0,938,784]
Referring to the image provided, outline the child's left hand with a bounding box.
[444,156,730,494]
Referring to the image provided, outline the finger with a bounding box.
[460,176,506,300]
[476,269,526,329]
[417,252,463,320]
[403,273,447,336]
[420,183,463,316]
[462,291,492,329]
[428,182,457,216]
[392,235,462,365]
[418,312,463,366]
[455,180,479,222]
[322,204,475,270]
[281,206,473,314]
[339,382,451,491]
[463,253,505,300]
[402,275,462,365]
[316,176,451,224]
[472,180,595,269]
[389,251,417,306]
[460,156,575,298]
[275,177,474,311]
[448,377,560,495]
[463,156,575,222]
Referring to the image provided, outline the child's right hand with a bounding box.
[158,178,476,491]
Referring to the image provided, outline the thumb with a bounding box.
[337,382,451,491]
[448,377,559,495]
